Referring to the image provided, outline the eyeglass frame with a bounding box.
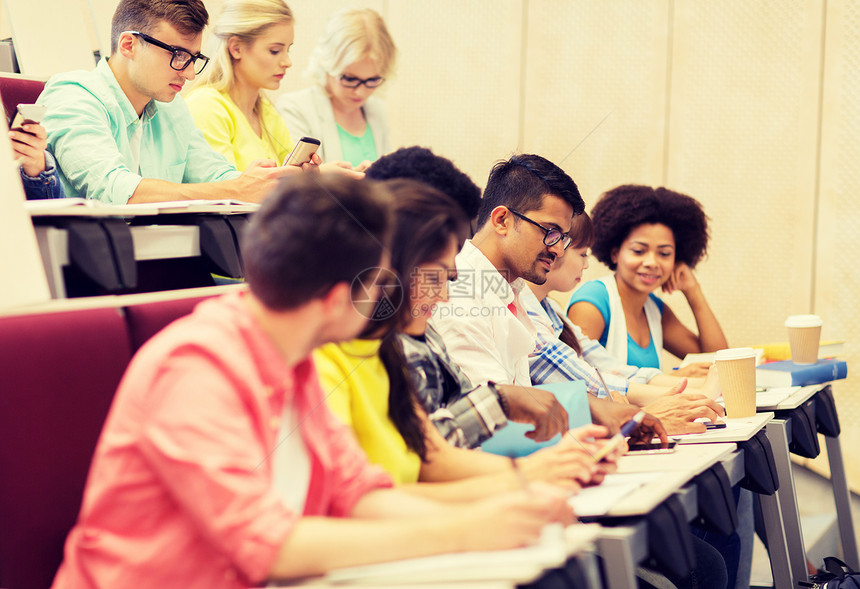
[507,209,573,250]
[123,31,210,75]
[337,74,385,89]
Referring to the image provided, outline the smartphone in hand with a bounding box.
[10,104,46,132]
[283,136,320,166]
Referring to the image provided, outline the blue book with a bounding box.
[480,381,591,458]
[755,358,847,388]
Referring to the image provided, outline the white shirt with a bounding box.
[430,240,537,387]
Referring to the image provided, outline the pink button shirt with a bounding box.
[51,293,392,589]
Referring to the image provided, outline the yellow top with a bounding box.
[313,339,422,485]
[185,87,291,171]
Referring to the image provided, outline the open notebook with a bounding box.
[292,524,567,586]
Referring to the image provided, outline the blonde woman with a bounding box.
[277,8,396,169]
[186,0,359,178]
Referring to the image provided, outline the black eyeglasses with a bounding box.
[338,74,385,89]
[125,31,209,75]
[508,209,572,250]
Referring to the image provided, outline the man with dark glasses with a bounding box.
[39,0,296,205]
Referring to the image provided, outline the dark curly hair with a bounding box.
[365,146,482,220]
[590,185,709,271]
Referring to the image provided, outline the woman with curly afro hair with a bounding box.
[567,185,727,377]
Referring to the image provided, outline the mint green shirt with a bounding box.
[40,58,240,204]
[336,123,377,168]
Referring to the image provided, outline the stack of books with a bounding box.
[755,358,847,388]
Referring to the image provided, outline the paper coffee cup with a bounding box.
[785,315,823,364]
[715,347,757,418]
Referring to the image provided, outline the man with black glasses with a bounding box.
[430,153,586,388]
[39,0,300,205]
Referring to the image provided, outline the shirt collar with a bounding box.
[456,240,527,306]
[97,57,159,127]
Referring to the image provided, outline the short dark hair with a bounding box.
[242,174,392,310]
[372,179,470,464]
[477,154,584,228]
[111,0,209,53]
[590,185,710,271]
[365,146,482,220]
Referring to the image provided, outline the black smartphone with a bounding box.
[627,440,678,454]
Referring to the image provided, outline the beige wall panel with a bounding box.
[383,0,522,185]
[814,0,860,487]
[523,1,669,204]
[5,0,97,76]
[664,0,822,355]
[87,0,118,57]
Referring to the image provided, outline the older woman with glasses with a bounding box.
[185,0,360,178]
[277,8,396,170]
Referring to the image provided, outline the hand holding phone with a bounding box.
[283,136,320,166]
[10,104,46,132]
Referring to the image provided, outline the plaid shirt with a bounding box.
[522,290,661,397]
[396,326,508,449]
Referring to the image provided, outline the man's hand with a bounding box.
[10,123,48,178]
[236,159,295,203]
[497,384,569,442]
[643,379,725,434]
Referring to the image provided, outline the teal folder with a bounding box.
[480,380,592,458]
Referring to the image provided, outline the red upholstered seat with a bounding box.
[0,75,46,125]
[0,307,131,589]
[124,295,213,351]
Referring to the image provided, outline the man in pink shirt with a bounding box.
[51,173,572,589]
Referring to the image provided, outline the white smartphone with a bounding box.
[10,103,46,131]
[283,136,321,166]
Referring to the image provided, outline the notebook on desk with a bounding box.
[480,381,591,457]
[309,524,567,585]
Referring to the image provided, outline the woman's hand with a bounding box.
[10,124,48,177]
[673,361,712,378]
[319,160,365,179]
[662,262,699,296]
[456,485,575,551]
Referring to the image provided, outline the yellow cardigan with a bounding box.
[185,87,292,171]
[313,339,422,485]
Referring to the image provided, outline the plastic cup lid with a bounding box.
[785,314,823,328]
[715,347,756,361]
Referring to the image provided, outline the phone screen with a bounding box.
[627,440,678,454]
[10,104,46,131]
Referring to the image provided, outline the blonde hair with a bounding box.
[191,0,293,95]
[306,8,397,89]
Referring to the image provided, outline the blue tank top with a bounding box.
[567,280,665,369]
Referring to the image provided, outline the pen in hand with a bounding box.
[593,366,613,402]
[591,410,646,462]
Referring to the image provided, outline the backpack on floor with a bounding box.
[802,557,860,588]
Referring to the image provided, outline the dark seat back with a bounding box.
[124,295,212,351]
[0,75,45,124]
[0,307,131,589]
